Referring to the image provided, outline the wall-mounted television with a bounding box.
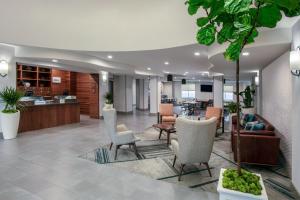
[201,84,213,92]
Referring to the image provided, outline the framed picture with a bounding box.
[52,77,61,84]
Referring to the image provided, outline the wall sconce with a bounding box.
[290,47,300,76]
[101,71,108,82]
[255,76,259,86]
[0,60,8,77]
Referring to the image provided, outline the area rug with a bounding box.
[79,127,299,200]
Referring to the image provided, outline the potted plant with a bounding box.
[104,92,113,109]
[239,86,256,114]
[185,0,299,199]
[0,87,23,140]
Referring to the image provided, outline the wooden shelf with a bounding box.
[16,63,53,96]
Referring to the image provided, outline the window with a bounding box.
[182,83,195,98]
[224,85,234,101]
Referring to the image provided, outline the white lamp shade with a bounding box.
[290,50,300,71]
[0,60,8,75]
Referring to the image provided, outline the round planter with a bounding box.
[242,107,256,115]
[104,104,113,109]
[0,111,20,140]
[217,168,268,200]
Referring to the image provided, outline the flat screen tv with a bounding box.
[201,84,213,92]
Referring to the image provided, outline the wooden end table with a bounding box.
[153,123,176,145]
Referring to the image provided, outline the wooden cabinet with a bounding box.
[17,63,52,96]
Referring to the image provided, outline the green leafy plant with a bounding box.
[104,92,113,104]
[185,0,300,182]
[239,86,255,108]
[227,102,239,113]
[223,169,262,195]
[0,87,23,113]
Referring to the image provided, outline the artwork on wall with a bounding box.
[52,77,61,84]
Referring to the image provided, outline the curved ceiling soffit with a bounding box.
[208,28,292,60]
[0,0,200,52]
[14,46,136,74]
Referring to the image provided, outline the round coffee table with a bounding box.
[153,123,176,145]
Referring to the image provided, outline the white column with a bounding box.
[113,75,133,113]
[0,44,16,133]
[136,79,149,110]
[99,71,109,117]
[213,76,224,108]
[149,77,161,114]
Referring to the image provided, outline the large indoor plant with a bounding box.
[104,92,113,109]
[239,86,256,114]
[185,0,300,199]
[0,87,23,140]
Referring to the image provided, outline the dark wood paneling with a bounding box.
[90,74,100,118]
[51,69,70,96]
[19,103,80,133]
[76,73,91,115]
[75,73,99,118]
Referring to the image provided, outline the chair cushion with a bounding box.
[117,124,129,132]
[162,116,176,122]
[160,104,174,116]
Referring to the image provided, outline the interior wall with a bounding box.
[262,51,292,174]
[213,76,224,108]
[113,75,133,112]
[0,45,16,133]
[195,83,213,101]
[292,20,300,193]
[132,78,136,106]
[165,81,213,102]
[162,82,173,98]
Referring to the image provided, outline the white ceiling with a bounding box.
[0,0,298,78]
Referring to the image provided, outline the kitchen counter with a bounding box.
[18,102,80,133]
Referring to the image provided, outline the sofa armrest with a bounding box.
[232,127,275,136]
[232,134,280,165]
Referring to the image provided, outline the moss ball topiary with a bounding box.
[222,169,262,195]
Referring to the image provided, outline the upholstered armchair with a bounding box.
[103,107,138,160]
[158,104,178,124]
[205,107,223,130]
[171,117,217,181]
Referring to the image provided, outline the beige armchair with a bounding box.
[103,107,138,160]
[171,117,217,181]
[158,104,177,124]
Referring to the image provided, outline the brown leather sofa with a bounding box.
[231,114,280,166]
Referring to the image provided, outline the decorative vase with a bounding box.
[217,168,268,200]
[0,111,20,140]
[228,113,237,132]
[104,104,113,109]
[242,107,256,115]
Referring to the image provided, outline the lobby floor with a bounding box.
[0,110,218,200]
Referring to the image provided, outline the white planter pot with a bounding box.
[104,104,113,109]
[217,168,268,200]
[0,111,20,140]
[242,107,256,115]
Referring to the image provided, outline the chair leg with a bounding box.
[114,145,120,160]
[132,142,139,158]
[109,142,113,150]
[172,155,177,167]
[159,130,163,139]
[204,162,212,177]
[178,164,185,181]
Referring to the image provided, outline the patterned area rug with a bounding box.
[79,127,300,200]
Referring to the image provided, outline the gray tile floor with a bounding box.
[0,110,218,200]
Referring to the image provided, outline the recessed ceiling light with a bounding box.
[107,55,113,59]
[242,52,250,56]
[163,71,170,74]
[184,72,189,74]
[52,59,58,63]
[164,61,169,65]
[194,52,201,56]
[147,67,151,71]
